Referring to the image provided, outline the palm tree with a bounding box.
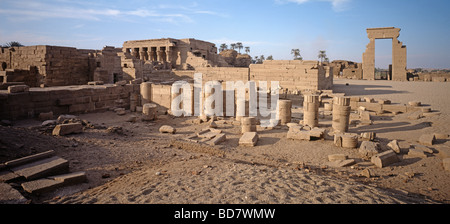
[266,55,274,60]
[254,56,259,64]
[3,41,24,47]
[318,50,327,63]
[236,42,243,54]
[219,43,228,52]
[291,49,302,60]
[245,46,250,55]
[230,43,236,50]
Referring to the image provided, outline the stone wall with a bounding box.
[0,84,139,120]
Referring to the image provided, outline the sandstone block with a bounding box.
[408,148,428,158]
[287,130,311,141]
[342,134,358,148]
[4,150,55,168]
[239,132,258,147]
[360,132,376,141]
[49,171,87,185]
[21,178,64,194]
[371,150,399,168]
[52,123,83,136]
[418,134,435,146]
[329,159,355,168]
[328,154,348,162]
[208,133,226,146]
[434,133,449,140]
[159,125,176,134]
[387,140,401,154]
[359,141,381,159]
[38,111,53,121]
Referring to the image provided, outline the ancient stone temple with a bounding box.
[362,27,407,81]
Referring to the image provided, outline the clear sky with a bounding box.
[0,0,449,69]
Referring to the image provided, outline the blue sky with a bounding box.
[0,0,449,68]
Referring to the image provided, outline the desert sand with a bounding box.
[1,78,449,204]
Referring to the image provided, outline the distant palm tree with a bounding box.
[266,55,274,60]
[245,46,250,55]
[230,43,236,50]
[236,42,243,54]
[318,50,327,63]
[3,41,24,47]
[291,49,302,60]
[254,56,259,64]
[219,43,228,52]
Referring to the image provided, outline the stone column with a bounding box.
[139,49,147,61]
[332,96,351,133]
[277,99,292,125]
[362,38,375,80]
[140,82,152,105]
[303,94,319,128]
[236,99,248,121]
[241,117,257,133]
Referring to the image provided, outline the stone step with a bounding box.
[11,156,69,181]
[4,150,55,168]
[21,171,87,195]
[0,183,28,204]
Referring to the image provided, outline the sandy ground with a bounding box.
[1,78,449,204]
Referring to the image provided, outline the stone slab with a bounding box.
[4,150,55,168]
[0,183,28,204]
[21,179,64,194]
[418,134,435,146]
[208,133,226,146]
[11,156,69,180]
[239,132,259,147]
[49,171,87,185]
[52,123,83,136]
[328,154,348,162]
[408,148,428,158]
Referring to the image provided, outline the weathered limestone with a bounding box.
[328,154,348,162]
[241,117,257,133]
[362,27,407,81]
[360,132,376,141]
[140,82,152,105]
[387,139,401,154]
[208,133,226,146]
[371,150,399,168]
[4,150,55,168]
[408,148,428,158]
[302,94,319,128]
[419,134,435,146]
[278,99,292,125]
[359,141,381,159]
[287,130,311,141]
[52,123,83,136]
[159,125,176,134]
[239,132,259,147]
[332,97,351,133]
[142,103,157,121]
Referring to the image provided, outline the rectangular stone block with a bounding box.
[49,171,87,185]
[239,132,258,147]
[11,156,69,180]
[371,150,399,168]
[419,134,435,146]
[52,123,83,136]
[21,178,64,194]
[287,130,311,141]
[8,85,29,93]
[4,150,55,168]
[208,133,226,146]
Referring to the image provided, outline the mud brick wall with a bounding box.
[0,84,139,120]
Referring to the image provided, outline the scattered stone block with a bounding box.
[334,134,343,147]
[418,134,435,146]
[413,145,434,154]
[126,115,137,122]
[11,156,69,180]
[52,123,83,136]
[443,158,450,171]
[239,132,258,147]
[38,112,53,121]
[0,183,28,204]
[359,169,374,178]
[434,133,448,140]
[208,133,226,146]
[159,125,176,134]
[115,108,126,116]
[87,81,104,85]
[359,141,381,160]
[287,130,311,141]
[309,128,325,139]
[115,80,127,86]
[360,132,376,141]
[7,85,29,93]
[328,154,348,162]
[56,115,78,124]
[408,101,421,107]
[371,150,399,168]
[0,171,20,183]
[377,99,391,105]
[4,150,55,168]
[408,148,428,158]
[342,134,358,148]
[407,111,423,120]
[42,120,57,126]
[329,159,355,168]
[387,140,401,154]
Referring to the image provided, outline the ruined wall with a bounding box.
[249,60,332,92]
[0,84,139,120]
